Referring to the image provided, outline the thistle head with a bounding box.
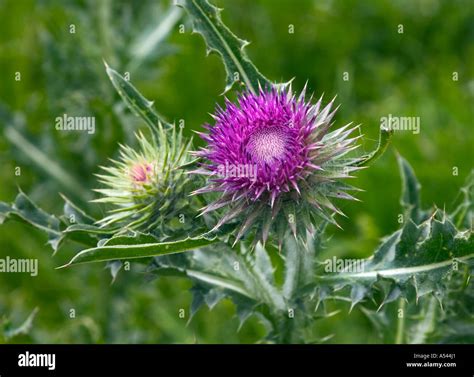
[192,85,363,247]
[94,125,193,236]
[130,162,154,184]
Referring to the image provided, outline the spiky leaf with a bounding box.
[317,210,473,309]
[315,157,474,310]
[59,233,219,267]
[150,243,288,332]
[397,154,423,223]
[105,62,171,138]
[2,307,39,341]
[176,0,271,93]
[451,170,474,230]
[0,191,63,251]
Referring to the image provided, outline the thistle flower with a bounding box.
[94,124,193,236]
[192,85,363,247]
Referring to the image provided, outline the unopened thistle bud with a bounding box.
[94,125,194,236]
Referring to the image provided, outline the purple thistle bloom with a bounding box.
[192,85,362,247]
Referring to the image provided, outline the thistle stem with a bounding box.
[395,298,406,344]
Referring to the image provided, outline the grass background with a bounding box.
[0,0,472,343]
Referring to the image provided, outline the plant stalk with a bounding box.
[395,298,406,344]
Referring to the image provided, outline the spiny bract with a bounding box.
[192,85,363,248]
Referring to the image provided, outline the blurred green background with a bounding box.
[0,0,472,343]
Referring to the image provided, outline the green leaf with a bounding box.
[105,62,171,138]
[105,260,123,284]
[176,0,271,93]
[397,154,422,223]
[3,307,39,341]
[0,191,109,251]
[190,245,284,309]
[150,242,287,333]
[101,231,159,246]
[319,157,473,312]
[317,212,473,309]
[60,194,96,225]
[407,297,438,344]
[429,266,474,343]
[0,191,63,251]
[451,170,474,229]
[62,224,115,247]
[59,234,219,267]
[283,232,317,300]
